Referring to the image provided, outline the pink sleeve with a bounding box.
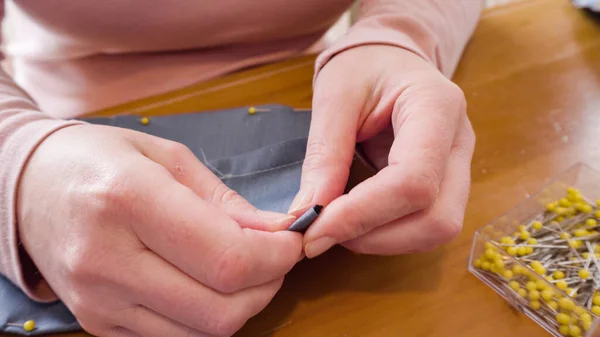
[314,0,485,80]
[0,2,83,302]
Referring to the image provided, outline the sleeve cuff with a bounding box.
[0,115,84,302]
[313,27,435,86]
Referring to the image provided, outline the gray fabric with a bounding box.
[210,137,308,213]
[89,104,312,213]
[0,105,315,334]
[0,278,79,335]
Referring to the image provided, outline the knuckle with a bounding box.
[404,76,466,115]
[68,292,94,322]
[427,215,463,245]
[414,78,466,115]
[462,120,477,150]
[442,81,467,110]
[339,205,371,240]
[302,139,348,176]
[211,313,246,337]
[404,242,440,255]
[210,182,244,206]
[212,245,250,293]
[302,140,330,172]
[122,304,144,322]
[80,172,135,219]
[206,281,279,336]
[183,328,204,337]
[393,170,440,208]
[63,240,112,290]
[342,238,372,255]
[104,326,128,337]
[65,287,118,336]
[65,247,98,284]
[78,321,104,337]
[159,140,196,177]
[164,140,194,160]
[465,121,476,144]
[220,189,242,205]
[68,295,86,318]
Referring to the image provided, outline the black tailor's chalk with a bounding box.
[286,205,323,233]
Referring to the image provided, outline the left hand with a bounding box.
[289,45,475,258]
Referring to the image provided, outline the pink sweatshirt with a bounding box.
[0,0,484,301]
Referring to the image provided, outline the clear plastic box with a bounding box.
[469,163,600,337]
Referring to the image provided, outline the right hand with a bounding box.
[17,124,303,337]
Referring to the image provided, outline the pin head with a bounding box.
[556,312,570,325]
[570,325,582,337]
[559,325,570,336]
[23,320,35,332]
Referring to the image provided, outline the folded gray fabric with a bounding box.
[0,105,316,335]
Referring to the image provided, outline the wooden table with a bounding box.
[7,0,600,335]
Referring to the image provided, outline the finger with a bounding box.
[76,317,139,337]
[128,249,283,337]
[120,306,213,337]
[125,158,302,293]
[359,125,395,170]
[342,117,475,255]
[105,327,139,337]
[134,134,295,231]
[287,72,365,215]
[303,81,465,257]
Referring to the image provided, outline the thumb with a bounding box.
[132,132,296,231]
[288,70,364,215]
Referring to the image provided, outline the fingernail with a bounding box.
[305,237,336,258]
[256,210,296,230]
[289,186,314,215]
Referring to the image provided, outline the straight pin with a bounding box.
[497,244,569,249]
[247,106,311,115]
[5,320,35,332]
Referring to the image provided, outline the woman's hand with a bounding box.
[291,45,475,258]
[17,124,303,337]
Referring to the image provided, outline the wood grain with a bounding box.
[5,0,600,336]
